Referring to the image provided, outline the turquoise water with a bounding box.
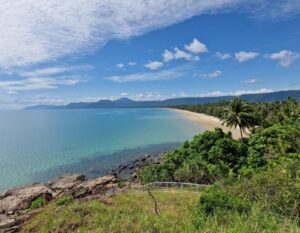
[0,108,204,190]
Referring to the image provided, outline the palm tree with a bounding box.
[221,98,256,139]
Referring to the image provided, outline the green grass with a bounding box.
[22,191,199,233]
[22,191,299,233]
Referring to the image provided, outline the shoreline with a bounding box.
[171,108,241,139]
[0,148,171,231]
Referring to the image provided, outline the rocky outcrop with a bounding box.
[48,173,85,191]
[73,175,117,198]
[0,184,53,214]
[111,153,164,179]
[0,174,117,232]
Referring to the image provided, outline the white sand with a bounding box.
[172,108,241,139]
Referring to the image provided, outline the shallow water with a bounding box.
[0,108,204,190]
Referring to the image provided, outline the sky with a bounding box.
[0,0,300,109]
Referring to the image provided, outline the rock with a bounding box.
[48,174,85,191]
[73,175,116,198]
[0,190,10,199]
[0,214,18,230]
[130,172,138,181]
[0,184,53,214]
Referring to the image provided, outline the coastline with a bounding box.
[171,108,241,139]
[0,148,171,231]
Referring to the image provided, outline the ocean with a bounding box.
[0,108,204,190]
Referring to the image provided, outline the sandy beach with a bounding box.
[172,108,241,139]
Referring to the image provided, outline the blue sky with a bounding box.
[0,0,300,109]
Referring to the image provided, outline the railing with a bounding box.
[131,182,209,192]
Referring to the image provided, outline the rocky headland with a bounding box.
[0,151,166,232]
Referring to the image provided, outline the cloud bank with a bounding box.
[1,0,299,69]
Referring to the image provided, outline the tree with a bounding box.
[221,98,256,139]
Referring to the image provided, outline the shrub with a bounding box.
[197,186,250,215]
[55,195,74,206]
[30,196,46,210]
[138,164,172,184]
[235,159,300,219]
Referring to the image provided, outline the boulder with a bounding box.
[0,184,53,214]
[48,174,85,191]
[73,175,116,198]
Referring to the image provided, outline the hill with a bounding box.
[24,90,300,110]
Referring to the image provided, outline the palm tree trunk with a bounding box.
[239,126,243,139]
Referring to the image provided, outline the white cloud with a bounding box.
[174,48,198,61]
[144,61,164,70]
[0,76,85,92]
[106,67,186,83]
[184,38,208,54]
[266,50,299,67]
[162,50,175,62]
[0,1,298,69]
[243,79,262,84]
[19,65,91,78]
[121,92,128,97]
[132,92,163,101]
[116,63,125,69]
[198,88,272,97]
[163,48,199,62]
[194,70,222,79]
[128,62,137,66]
[235,51,259,63]
[215,52,231,60]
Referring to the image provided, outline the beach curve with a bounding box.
[171,108,242,139]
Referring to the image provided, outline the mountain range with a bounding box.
[25,90,300,110]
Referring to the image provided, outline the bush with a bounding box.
[235,159,300,219]
[247,120,300,169]
[30,196,46,210]
[199,159,300,220]
[138,164,172,184]
[138,128,249,184]
[197,186,250,215]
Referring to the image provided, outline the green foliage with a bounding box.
[138,164,173,184]
[30,196,46,210]
[192,159,300,232]
[197,159,300,219]
[234,159,300,219]
[139,128,248,184]
[197,186,250,215]
[242,119,300,174]
[55,195,74,206]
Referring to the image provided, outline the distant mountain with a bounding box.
[24,90,300,110]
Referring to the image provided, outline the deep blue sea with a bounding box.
[0,108,204,190]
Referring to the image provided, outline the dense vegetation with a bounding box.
[171,96,299,128]
[138,97,300,231]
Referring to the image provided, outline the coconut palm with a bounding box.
[221,98,256,139]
